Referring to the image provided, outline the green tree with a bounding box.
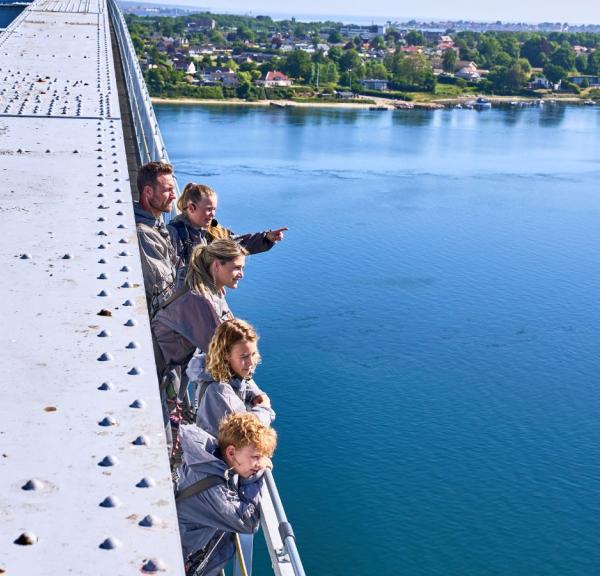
[455,37,480,62]
[520,36,552,67]
[236,70,253,84]
[322,61,340,84]
[339,70,360,90]
[385,29,401,44]
[311,49,327,64]
[236,26,255,42]
[209,30,226,47]
[370,35,385,50]
[328,45,343,63]
[586,49,600,74]
[365,61,388,79]
[339,48,362,72]
[404,30,425,46]
[224,59,239,71]
[442,49,457,72]
[550,43,576,71]
[283,50,312,82]
[387,51,435,91]
[239,61,258,72]
[130,33,144,55]
[543,62,568,84]
[575,54,588,73]
[498,35,520,58]
[328,30,343,43]
[478,35,503,67]
[487,59,531,93]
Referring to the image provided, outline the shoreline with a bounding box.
[151,97,376,109]
[151,95,591,110]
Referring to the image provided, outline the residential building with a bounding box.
[455,66,481,81]
[260,70,291,87]
[571,75,600,87]
[360,78,388,90]
[186,18,216,32]
[199,66,239,86]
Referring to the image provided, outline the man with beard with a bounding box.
[135,161,179,450]
[134,161,177,313]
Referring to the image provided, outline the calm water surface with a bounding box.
[156,103,600,576]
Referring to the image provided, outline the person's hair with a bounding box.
[206,319,261,382]
[176,182,217,214]
[185,238,248,295]
[136,161,173,195]
[218,412,277,457]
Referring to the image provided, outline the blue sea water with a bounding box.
[0,4,24,27]
[155,103,600,576]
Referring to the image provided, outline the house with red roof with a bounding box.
[261,70,292,87]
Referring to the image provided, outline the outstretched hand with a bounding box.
[266,227,288,243]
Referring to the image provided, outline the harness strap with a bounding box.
[171,219,194,263]
[176,475,225,502]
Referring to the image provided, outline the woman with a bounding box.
[168,182,286,287]
[152,238,248,373]
[187,319,275,437]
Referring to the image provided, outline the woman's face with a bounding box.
[227,339,259,380]
[213,255,245,290]
[187,195,217,229]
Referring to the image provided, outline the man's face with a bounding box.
[214,255,245,290]
[144,173,176,214]
[227,444,267,478]
[187,195,218,229]
[227,340,258,380]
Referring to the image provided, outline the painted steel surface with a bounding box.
[0,1,185,573]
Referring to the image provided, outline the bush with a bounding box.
[588,88,600,100]
[436,73,458,85]
[158,84,225,99]
[264,86,315,99]
[193,85,225,99]
[437,75,469,88]
[560,80,581,94]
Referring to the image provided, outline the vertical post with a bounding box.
[233,533,253,576]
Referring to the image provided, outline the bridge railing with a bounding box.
[107,0,174,180]
[105,3,306,575]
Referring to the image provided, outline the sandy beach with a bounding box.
[151,94,590,110]
[151,97,376,109]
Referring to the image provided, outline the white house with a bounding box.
[360,78,388,90]
[261,71,292,87]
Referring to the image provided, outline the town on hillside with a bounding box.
[121,7,600,104]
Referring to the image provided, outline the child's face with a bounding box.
[227,340,259,380]
[228,444,268,478]
[187,195,217,228]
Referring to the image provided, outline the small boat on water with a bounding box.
[474,97,492,109]
[269,101,291,108]
[369,105,389,110]
[583,99,596,106]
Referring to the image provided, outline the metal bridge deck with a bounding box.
[0,1,185,573]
